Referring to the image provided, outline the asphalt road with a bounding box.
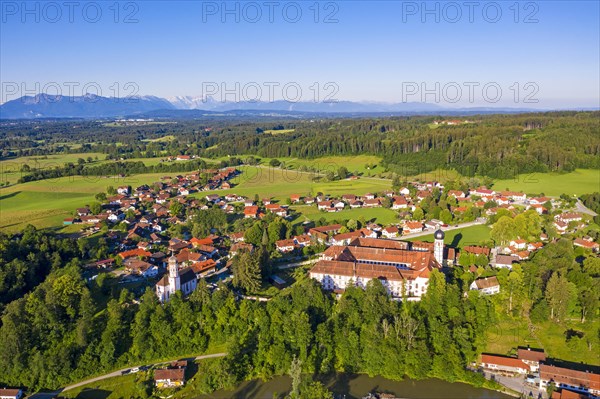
[30,352,227,398]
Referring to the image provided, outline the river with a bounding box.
[195,374,514,399]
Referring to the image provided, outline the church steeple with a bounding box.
[433,224,445,266]
[168,252,180,293]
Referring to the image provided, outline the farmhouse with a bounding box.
[155,368,185,388]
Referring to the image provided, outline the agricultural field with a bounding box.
[275,155,383,177]
[0,152,106,185]
[409,224,492,248]
[493,168,600,197]
[194,165,392,203]
[0,173,166,232]
[291,204,399,225]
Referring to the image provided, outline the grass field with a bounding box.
[291,204,399,225]
[0,173,167,232]
[0,153,107,185]
[493,169,600,197]
[276,155,383,176]
[484,314,599,365]
[194,165,392,202]
[408,224,492,248]
[264,129,295,135]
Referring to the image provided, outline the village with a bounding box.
[13,165,590,398]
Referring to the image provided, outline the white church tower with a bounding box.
[433,225,445,266]
[168,254,181,293]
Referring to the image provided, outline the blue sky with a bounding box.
[1,0,599,108]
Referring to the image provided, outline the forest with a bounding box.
[0,225,598,394]
[1,111,599,179]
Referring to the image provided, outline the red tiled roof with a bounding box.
[481,354,528,370]
[155,368,185,381]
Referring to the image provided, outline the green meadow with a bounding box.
[0,173,166,232]
[195,165,392,202]
[408,224,492,248]
[493,169,600,196]
[291,204,399,225]
[0,152,107,185]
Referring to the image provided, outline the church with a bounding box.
[155,254,197,302]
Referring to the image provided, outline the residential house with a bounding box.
[381,226,400,238]
[244,206,259,218]
[495,254,518,269]
[276,239,296,253]
[155,368,185,388]
[517,347,546,372]
[403,221,423,235]
[480,354,529,374]
[470,276,500,295]
[573,238,599,252]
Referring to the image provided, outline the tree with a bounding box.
[289,356,302,399]
[337,166,349,179]
[545,272,575,322]
[440,209,453,224]
[412,207,424,221]
[170,201,184,216]
[89,202,102,215]
[269,158,281,167]
[491,216,514,245]
[232,251,261,293]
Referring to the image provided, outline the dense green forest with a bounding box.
[0,227,597,393]
[2,111,599,179]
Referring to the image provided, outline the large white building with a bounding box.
[155,254,197,302]
[309,237,442,299]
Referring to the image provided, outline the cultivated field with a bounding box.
[0,153,106,185]
[493,169,600,197]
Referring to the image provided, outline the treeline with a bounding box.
[2,112,599,179]
[0,226,87,312]
[17,159,235,184]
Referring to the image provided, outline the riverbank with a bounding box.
[194,373,516,399]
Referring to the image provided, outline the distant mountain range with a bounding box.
[0,93,589,119]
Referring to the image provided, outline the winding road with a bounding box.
[30,352,227,398]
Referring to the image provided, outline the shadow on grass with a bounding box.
[74,388,111,399]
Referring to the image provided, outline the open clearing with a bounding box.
[493,169,600,197]
[408,224,492,247]
[291,204,399,225]
[485,314,599,365]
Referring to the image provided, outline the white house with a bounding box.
[470,276,500,295]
